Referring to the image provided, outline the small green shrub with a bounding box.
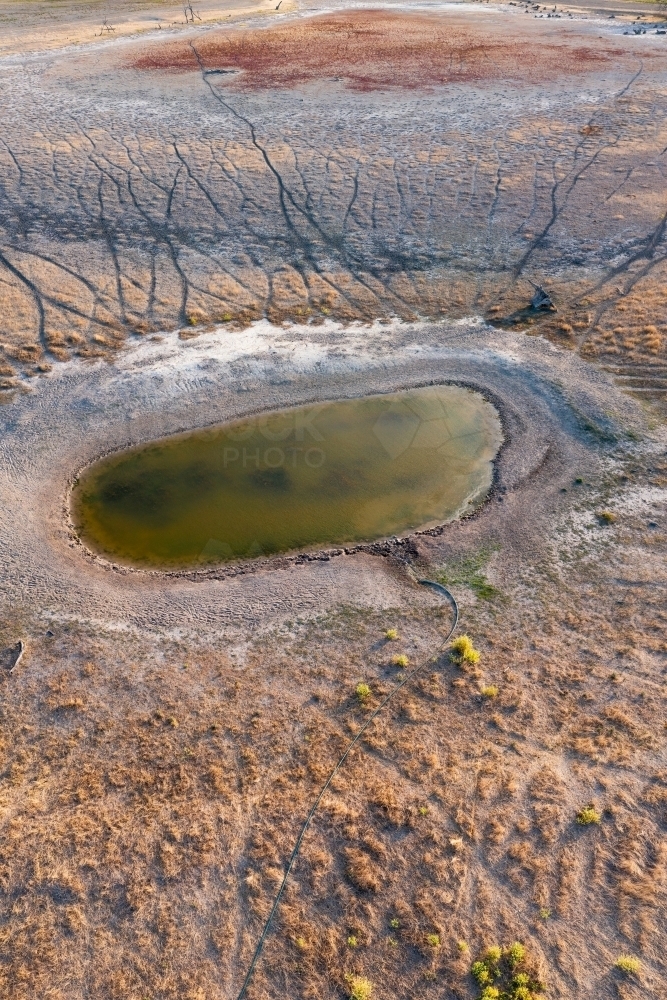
[615,954,641,975]
[472,961,491,986]
[506,943,525,968]
[539,908,551,920]
[392,653,409,668]
[389,918,400,929]
[576,804,601,825]
[426,933,440,948]
[347,975,373,1000]
[450,635,481,666]
[458,940,469,953]
[481,685,498,698]
[470,943,543,1000]
[385,628,399,640]
[355,683,372,703]
[347,935,358,948]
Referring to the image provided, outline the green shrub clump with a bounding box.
[385,628,399,640]
[506,943,526,968]
[576,804,601,825]
[347,975,373,1000]
[450,634,481,666]
[615,954,641,975]
[391,653,409,668]
[472,961,492,986]
[355,683,372,703]
[471,943,544,1000]
[597,510,617,525]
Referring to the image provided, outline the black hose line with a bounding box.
[235,577,458,1000]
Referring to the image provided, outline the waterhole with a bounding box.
[72,386,502,568]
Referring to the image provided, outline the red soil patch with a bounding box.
[129,10,621,91]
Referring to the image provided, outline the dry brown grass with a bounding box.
[0,451,666,997]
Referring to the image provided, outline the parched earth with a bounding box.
[0,318,666,999]
[0,3,666,400]
[0,4,667,1000]
[0,320,636,632]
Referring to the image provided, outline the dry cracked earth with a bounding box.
[0,3,667,1000]
[1,3,667,397]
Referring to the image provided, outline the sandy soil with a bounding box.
[1,3,667,999]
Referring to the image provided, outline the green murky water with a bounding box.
[72,386,502,568]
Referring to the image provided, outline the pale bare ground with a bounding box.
[0,2,667,999]
[0,2,666,413]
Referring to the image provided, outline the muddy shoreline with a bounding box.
[0,317,644,637]
[62,376,511,579]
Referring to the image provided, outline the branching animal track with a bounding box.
[0,12,665,379]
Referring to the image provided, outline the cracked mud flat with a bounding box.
[0,1,666,391]
[0,318,624,635]
[1,3,667,999]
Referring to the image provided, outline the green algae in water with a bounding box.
[73,386,502,568]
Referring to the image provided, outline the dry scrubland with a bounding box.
[0,3,667,1000]
[1,449,666,999]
